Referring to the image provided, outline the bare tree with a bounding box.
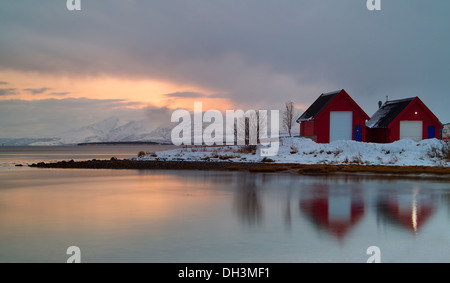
[282,101,296,137]
[232,110,267,146]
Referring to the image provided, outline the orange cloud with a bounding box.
[0,70,233,111]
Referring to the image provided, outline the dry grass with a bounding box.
[297,165,340,174]
[137,151,157,157]
[249,166,288,173]
[227,165,247,171]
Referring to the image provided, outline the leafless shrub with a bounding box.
[334,150,343,157]
[351,155,363,164]
[282,101,296,137]
[388,155,399,164]
[237,145,257,154]
[233,111,267,145]
[261,157,275,163]
[428,146,443,159]
[442,141,450,162]
[137,151,156,157]
[290,146,298,154]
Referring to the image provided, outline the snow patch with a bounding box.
[133,137,450,167]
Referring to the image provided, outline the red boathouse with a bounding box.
[366,97,443,143]
[296,89,370,143]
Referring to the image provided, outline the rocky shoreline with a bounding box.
[29,159,268,171]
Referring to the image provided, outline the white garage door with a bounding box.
[330,111,353,142]
[400,121,423,141]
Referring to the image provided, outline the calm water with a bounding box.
[1,146,450,263]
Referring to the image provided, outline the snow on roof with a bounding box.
[322,90,341,96]
[367,97,415,128]
[296,90,341,122]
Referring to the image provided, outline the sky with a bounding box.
[0,0,449,139]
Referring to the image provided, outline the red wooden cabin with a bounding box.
[296,89,370,143]
[366,97,443,143]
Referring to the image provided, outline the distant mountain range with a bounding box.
[1,116,293,146]
[0,117,173,146]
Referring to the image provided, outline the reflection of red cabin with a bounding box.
[367,97,443,143]
[297,89,370,143]
[300,189,365,240]
[385,195,434,234]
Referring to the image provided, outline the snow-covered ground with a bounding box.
[133,137,450,167]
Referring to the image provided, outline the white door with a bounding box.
[330,111,353,142]
[400,121,423,141]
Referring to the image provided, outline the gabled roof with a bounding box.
[296,90,341,122]
[296,89,370,123]
[367,97,443,129]
[366,98,415,128]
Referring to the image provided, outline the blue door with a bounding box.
[428,126,435,139]
[354,125,362,142]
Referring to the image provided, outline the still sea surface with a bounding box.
[1,145,450,263]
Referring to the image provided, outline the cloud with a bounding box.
[0,1,449,122]
[23,87,52,95]
[0,98,172,138]
[0,81,8,85]
[50,92,70,96]
[144,105,174,128]
[165,91,209,98]
[0,88,18,96]
[164,91,226,99]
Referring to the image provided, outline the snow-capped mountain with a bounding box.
[1,117,174,146]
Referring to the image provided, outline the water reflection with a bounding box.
[222,172,449,242]
[376,186,436,235]
[233,173,263,226]
[299,184,365,241]
[2,166,450,262]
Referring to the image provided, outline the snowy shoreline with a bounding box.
[134,137,450,167]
